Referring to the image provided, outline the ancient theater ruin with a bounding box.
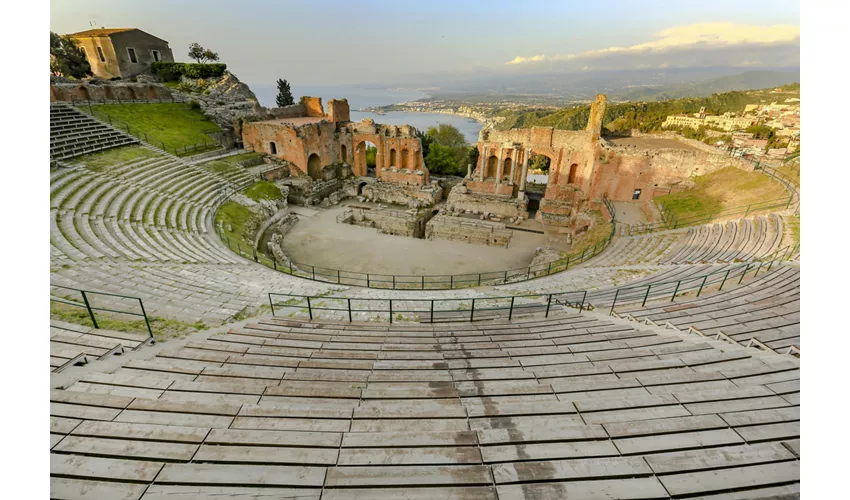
[239,97,442,210]
[448,93,750,238]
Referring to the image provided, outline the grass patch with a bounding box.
[201,152,262,177]
[50,301,207,341]
[72,145,158,172]
[216,200,257,251]
[245,181,284,202]
[83,103,221,154]
[655,166,790,223]
[227,152,262,164]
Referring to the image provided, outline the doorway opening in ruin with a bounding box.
[568,163,579,184]
[390,149,398,167]
[525,153,551,218]
[355,141,377,177]
[340,145,348,164]
[503,158,513,182]
[486,155,498,178]
[632,189,642,200]
[401,148,409,169]
[269,142,277,155]
[307,153,322,180]
[357,181,367,195]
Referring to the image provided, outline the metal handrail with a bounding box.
[266,256,793,324]
[49,284,153,338]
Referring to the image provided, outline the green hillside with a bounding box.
[495,85,799,134]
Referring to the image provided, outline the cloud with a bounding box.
[505,23,800,68]
[506,54,546,65]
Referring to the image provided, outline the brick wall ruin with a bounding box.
[240,99,429,186]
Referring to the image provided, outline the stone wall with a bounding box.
[445,184,528,219]
[339,207,418,237]
[360,181,442,209]
[591,144,753,201]
[425,215,512,247]
[50,82,173,102]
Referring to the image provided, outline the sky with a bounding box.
[50,0,800,87]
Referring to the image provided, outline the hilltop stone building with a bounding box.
[68,28,174,79]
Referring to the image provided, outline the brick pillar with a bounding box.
[508,149,517,185]
[496,145,504,184]
[478,147,486,180]
[518,147,530,196]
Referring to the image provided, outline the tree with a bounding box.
[275,79,294,107]
[423,124,469,175]
[50,31,92,79]
[188,42,219,64]
[425,144,464,176]
[365,145,377,168]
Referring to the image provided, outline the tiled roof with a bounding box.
[67,28,137,37]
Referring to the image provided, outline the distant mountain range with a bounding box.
[388,67,800,105]
[611,71,801,102]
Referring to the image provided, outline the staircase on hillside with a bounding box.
[50,103,139,161]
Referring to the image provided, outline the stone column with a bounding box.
[479,146,487,181]
[518,147,530,196]
[495,145,504,184]
[467,164,472,178]
[508,149,517,185]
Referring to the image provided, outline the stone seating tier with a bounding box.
[49,313,800,499]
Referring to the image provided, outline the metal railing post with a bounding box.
[306,297,313,320]
[367,274,370,287]
[719,269,731,291]
[504,270,508,283]
[545,294,552,317]
[609,289,620,316]
[272,254,276,270]
[671,281,681,302]
[697,275,708,297]
[268,293,275,316]
[470,299,475,322]
[392,275,396,289]
[347,299,352,322]
[508,297,515,321]
[754,261,763,278]
[138,298,153,339]
[580,290,587,313]
[80,290,99,329]
[430,300,434,323]
[450,275,454,289]
[337,269,341,284]
[641,284,652,307]
[389,300,393,323]
[739,264,750,284]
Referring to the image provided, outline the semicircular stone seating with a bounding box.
[50,104,801,499]
[50,311,800,499]
[588,214,785,268]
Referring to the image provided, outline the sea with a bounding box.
[249,83,483,143]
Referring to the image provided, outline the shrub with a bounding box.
[151,62,227,80]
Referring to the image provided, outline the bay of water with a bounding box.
[248,83,483,143]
